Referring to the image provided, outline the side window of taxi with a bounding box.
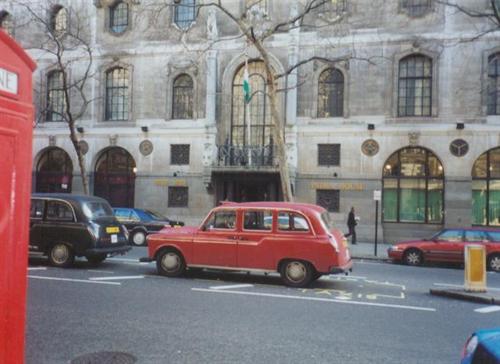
[46,200,74,222]
[205,210,236,230]
[243,210,272,231]
[30,199,44,219]
[278,212,309,232]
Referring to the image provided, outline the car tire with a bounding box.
[86,254,107,266]
[156,249,186,277]
[280,260,313,287]
[48,243,75,268]
[403,249,423,266]
[488,254,500,272]
[131,230,147,246]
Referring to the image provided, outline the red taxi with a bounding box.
[141,202,352,287]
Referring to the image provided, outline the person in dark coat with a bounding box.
[345,207,357,245]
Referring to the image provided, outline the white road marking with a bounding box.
[28,275,120,285]
[210,284,254,290]
[108,258,143,262]
[89,275,145,281]
[192,288,436,312]
[434,283,500,292]
[27,267,47,271]
[87,269,114,274]
[474,306,500,313]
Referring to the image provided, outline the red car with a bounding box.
[388,228,500,271]
[141,202,352,287]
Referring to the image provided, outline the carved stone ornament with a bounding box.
[408,132,420,146]
[361,139,379,157]
[449,139,469,157]
[109,134,118,146]
[48,135,56,147]
[78,140,89,155]
[139,140,153,156]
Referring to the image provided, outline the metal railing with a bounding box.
[216,143,276,167]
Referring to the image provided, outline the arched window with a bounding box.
[105,67,129,121]
[472,147,500,226]
[0,11,13,36]
[36,148,73,193]
[46,70,66,122]
[398,54,432,117]
[94,147,135,207]
[318,68,344,117]
[110,1,128,34]
[174,0,195,30]
[382,147,444,223]
[51,6,67,34]
[172,74,193,119]
[488,53,500,115]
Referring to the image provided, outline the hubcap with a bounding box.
[133,232,146,245]
[406,252,421,265]
[51,244,69,264]
[490,257,500,272]
[286,262,306,282]
[161,253,180,272]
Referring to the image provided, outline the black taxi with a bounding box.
[29,193,131,267]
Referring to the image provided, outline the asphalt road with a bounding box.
[26,248,500,364]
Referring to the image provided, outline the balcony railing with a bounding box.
[216,143,276,167]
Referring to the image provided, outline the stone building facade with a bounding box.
[1,0,499,243]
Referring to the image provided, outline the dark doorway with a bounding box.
[36,147,73,193]
[214,173,281,204]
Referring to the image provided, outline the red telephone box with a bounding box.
[0,31,36,364]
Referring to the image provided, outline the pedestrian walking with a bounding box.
[345,207,357,245]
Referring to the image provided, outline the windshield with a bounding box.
[320,211,334,231]
[82,201,114,219]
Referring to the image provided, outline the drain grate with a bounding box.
[71,351,137,364]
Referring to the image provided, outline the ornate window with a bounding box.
[168,186,188,207]
[316,189,340,212]
[46,71,66,122]
[174,0,195,30]
[51,6,67,34]
[171,144,190,165]
[318,0,346,17]
[36,147,73,193]
[172,74,193,119]
[472,147,500,226]
[318,144,340,166]
[488,53,500,115]
[318,68,344,117]
[382,147,444,223]
[105,67,129,121]
[398,54,432,117]
[0,11,13,36]
[400,0,432,17]
[110,1,128,34]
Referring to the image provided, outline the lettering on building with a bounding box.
[311,182,365,191]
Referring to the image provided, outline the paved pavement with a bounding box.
[349,241,392,261]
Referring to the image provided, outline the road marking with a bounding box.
[192,288,436,312]
[434,283,500,292]
[474,306,500,313]
[28,267,47,271]
[87,269,114,274]
[210,284,254,290]
[108,258,144,263]
[89,275,145,281]
[28,275,120,285]
[366,292,406,300]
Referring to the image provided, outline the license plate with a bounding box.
[111,234,118,243]
[106,226,119,234]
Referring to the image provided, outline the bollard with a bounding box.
[464,244,487,293]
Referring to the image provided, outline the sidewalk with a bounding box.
[348,241,391,261]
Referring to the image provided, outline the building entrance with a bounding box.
[214,173,281,203]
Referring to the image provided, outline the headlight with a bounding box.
[462,335,478,359]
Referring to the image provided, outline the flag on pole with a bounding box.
[243,63,251,104]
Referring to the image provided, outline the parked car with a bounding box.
[140,202,352,287]
[462,327,500,363]
[113,208,184,246]
[30,193,131,267]
[387,228,500,271]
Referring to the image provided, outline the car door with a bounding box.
[29,198,45,252]
[426,229,464,262]
[42,200,83,252]
[192,209,238,268]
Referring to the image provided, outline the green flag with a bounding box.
[243,66,251,104]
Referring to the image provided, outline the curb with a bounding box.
[352,255,391,262]
[429,288,500,305]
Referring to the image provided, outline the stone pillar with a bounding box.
[206,50,217,126]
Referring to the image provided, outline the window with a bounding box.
[243,210,272,231]
[246,0,268,14]
[0,11,13,36]
[318,68,344,117]
[36,147,73,193]
[316,189,340,212]
[488,53,500,115]
[46,200,74,221]
[398,55,432,117]
[30,199,44,219]
[204,210,236,230]
[382,147,444,224]
[318,0,346,18]
[46,71,66,122]
[105,67,129,121]
[472,147,500,226]
[435,230,463,242]
[174,0,195,30]
[487,231,500,242]
[400,0,432,17]
[51,6,67,34]
[168,186,188,207]
[465,230,488,242]
[318,144,340,166]
[277,212,309,232]
[172,74,193,119]
[171,144,190,165]
[110,1,128,34]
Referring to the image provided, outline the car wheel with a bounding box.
[86,254,107,266]
[48,243,75,268]
[403,249,423,266]
[156,249,186,277]
[280,260,313,287]
[488,254,500,272]
[131,230,147,246]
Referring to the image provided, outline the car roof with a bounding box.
[216,201,325,214]
[32,193,108,204]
